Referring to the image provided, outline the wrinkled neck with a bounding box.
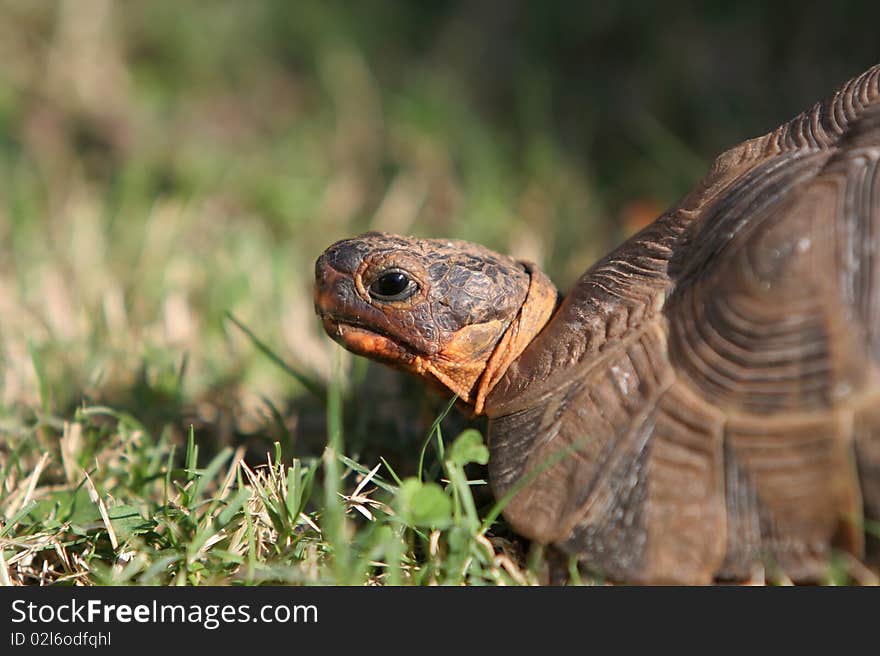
[472,262,559,414]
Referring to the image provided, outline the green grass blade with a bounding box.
[418,395,457,482]
[225,312,326,401]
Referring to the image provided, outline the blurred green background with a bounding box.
[0,0,878,462]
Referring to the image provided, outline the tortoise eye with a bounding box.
[368,270,417,302]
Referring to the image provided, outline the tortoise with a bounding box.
[313,64,880,584]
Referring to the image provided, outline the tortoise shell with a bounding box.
[316,64,880,583]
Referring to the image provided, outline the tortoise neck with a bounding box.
[472,262,559,415]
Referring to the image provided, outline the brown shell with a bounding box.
[484,64,880,583]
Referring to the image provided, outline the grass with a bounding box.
[0,335,552,586]
[0,0,591,587]
[0,1,878,586]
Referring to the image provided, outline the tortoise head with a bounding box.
[314,232,558,413]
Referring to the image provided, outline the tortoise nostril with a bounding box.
[314,255,331,288]
[314,255,363,318]
[313,258,339,311]
[314,255,326,283]
[319,242,365,276]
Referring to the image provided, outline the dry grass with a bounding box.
[0,1,877,586]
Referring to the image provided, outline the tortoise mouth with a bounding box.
[319,311,388,341]
[318,313,413,363]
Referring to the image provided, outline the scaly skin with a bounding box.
[314,232,558,413]
[314,65,880,584]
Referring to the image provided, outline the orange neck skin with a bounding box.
[416,262,559,415]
